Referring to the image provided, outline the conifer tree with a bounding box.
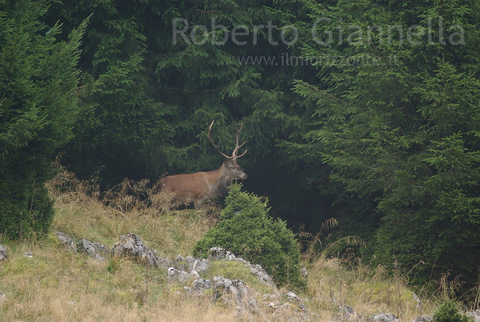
[46,0,293,187]
[0,1,84,238]
[285,0,480,288]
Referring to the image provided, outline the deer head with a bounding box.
[207,120,247,180]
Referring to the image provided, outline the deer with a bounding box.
[153,121,247,209]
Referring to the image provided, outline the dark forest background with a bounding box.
[1,0,480,296]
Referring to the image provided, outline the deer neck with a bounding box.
[208,163,230,197]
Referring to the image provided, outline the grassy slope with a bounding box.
[0,171,441,321]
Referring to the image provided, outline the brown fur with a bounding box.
[154,159,246,209]
[155,121,247,209]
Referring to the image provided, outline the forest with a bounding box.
[1,0,480,299]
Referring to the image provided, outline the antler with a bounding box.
[207,121,231,159]
[207,121,247,159]
[232,122,247,158]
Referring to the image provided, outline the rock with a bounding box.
[342,305,355,318]
[0,291,6,300]
[268,294,312,321]
[466,310,480,322]
[193,277,212,290]
[208,247,226,259]
[112,233,170,268]
[184,256,209,274]
[208,247,236,260]
[330,300,358,321]
[411,316,433,322]
[233,257,248,264]
[23,251,33,258]
[284,291,309,313]
[0,245,7,262]
[212,275,260,314]
[173,255,186,270]
[372,313,399,321]
[413,292,422,311]
[208,248,276,288]
[249,264,275,287]
[285,291,300,302]
[55,231,76,252]
[267,301,280,309]
[77,238,107,262]
[168,267,190,283]
[187,278,213,295]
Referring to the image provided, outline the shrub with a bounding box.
[433,301,469,322]
[194,184,303,287]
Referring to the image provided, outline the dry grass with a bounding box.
[0,169,446,321]
[302,257,440,320]
[0,240,235,321]
[0,170,233,321]
[48,169,216,256]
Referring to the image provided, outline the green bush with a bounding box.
[433,301,469,322]
[194,184,303,287]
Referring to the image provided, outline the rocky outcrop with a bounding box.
[112,233,170,268]
[208,246,276,288]
[168,267,200,283]
[56,231,76,252]
[187,277,212,296]
[266,291,312,320]
[77,238,107,262]
[173,255,209,275]
[208,246,236,260]
[250,263,276,287]
[212,275,260,315]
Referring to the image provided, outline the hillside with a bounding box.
[0,171,464,321]
[3,1,480,307]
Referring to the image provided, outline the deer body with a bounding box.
[155,122,247,209]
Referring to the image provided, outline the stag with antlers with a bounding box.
[153,121,247,209]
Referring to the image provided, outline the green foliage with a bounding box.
[0,1,84,238]
[42,0,294,186]
[194,184,303,287]
[282,0,480,291]
[433,301,469,322]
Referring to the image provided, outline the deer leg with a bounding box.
[193,198,203,210]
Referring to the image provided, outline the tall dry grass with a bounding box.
[301,257,437,320]
[48,169,217,256]
[295,218,449,320]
